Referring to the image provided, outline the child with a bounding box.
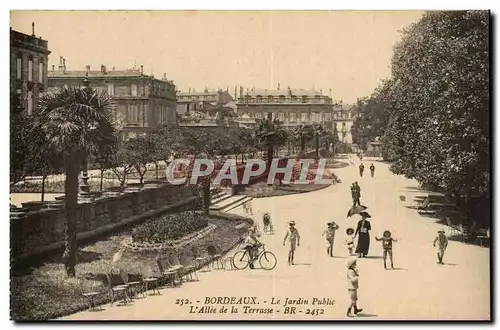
[262,212,273,234]
[433,229,448,264]
[244,226,263,269]
[375,230,397,269]
[346,258,363,317]
[345,228,355,255]
[283,221,300,265]
[322,222,339,257]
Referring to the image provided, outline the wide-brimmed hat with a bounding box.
[359,211,371,218]
[438,229,445,233]
[346,258,358,268]
[346,228,355,235]
[288,221,296,226]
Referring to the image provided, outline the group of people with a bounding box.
[358,162,376,178]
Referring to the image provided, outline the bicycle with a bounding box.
[232,244,277,270]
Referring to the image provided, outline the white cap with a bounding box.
[346,257,358,268]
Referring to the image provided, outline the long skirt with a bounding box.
[355,233,370,255]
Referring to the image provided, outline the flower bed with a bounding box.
[131,211,208,243]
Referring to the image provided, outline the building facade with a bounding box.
[176,89,234,115]
[10,24,50,115]
[332,103,355,144]
[235,87,335,131]
[48,63,177,140]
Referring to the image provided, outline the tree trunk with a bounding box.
[202,177,210,215]
[62,156,78,277]
[315,135,320,159]
[41,175,46,202]
[300,138,306,155]
[155,162,159,180]
[267,144,273,167]
[99,168,104,192]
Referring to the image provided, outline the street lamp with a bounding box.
[78,72,95,202]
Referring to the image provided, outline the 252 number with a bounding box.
[175,299,191,306]
[305,308,325,316]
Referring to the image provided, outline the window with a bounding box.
[302,96,308,103]
[27,91,33,115]
[267,96,273,103]
[255,112,261,119]
[256,96,262,103]
[289,112,296,123]
[28,59,33,82]
[301,112,307,122]
[38,61,44,84]
[279,95,285,103]
[342,122,346,131]
[291,96,297,103]
[108,84,114,96]
[127,104,139,122]
[131,84,138,97]
[324,113,331,122]
[16,57,22,79]
[278,112,284,122]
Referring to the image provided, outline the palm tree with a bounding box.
[293,124,314,156]
[254,116,287,166]
[311,123,325,159]
[36,84,118,277]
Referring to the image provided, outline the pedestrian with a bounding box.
[369,163,375,178]
[283,221,300,265]
[351,182,361,206]
[354,211,372,258]
[359,163,365,177]
[375,230,397,269]
[433,229,449,264]
[262,212,273,234]
[346,258,363,317]
[322,221,339,257]
[345,228,355,255]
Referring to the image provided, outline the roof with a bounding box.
[245,88,327,97]
[48,69,145,79]
[178,91,220,96]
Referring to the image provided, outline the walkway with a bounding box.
[61,158,490,320]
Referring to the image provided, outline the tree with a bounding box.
[124,136,155,185]
[311,124,325,158]
[293,124,314,156]
[382,11,489,197]
[36,86,118,277]
[253,117,287,166]
[90,144,115,192]
[110,144,135,188]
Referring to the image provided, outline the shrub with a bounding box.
[132,211,208,243]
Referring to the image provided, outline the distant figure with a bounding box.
[359,163,365,177]
[354,212,372,258]
[262,212,273,234]
[244,226,263,269]
[322,221,340,257]
[283,221,300,265]
[370,163,375,178]
[375,230,397,269]
[351,182,361,206]
[345,228,355,255]
[433,229,449,264]
[346,258,363,317]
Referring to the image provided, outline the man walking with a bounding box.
[351,182,361,206]
[359,163,365,177]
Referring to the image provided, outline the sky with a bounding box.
[11,10,424,103]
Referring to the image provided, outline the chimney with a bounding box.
[86,65,91,73]
[140,65,143,74]
[163,73,166,79]
[240,86,243,98]
[31,22,35,36]
[58,57,66,72]
[329,88,332,97]
[101,65,107,74]
[277,83,280,90]
[234,86,237,99]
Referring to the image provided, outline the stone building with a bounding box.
[48,63,177,140]
[332,103,355,144]
[10,23,50,115]
[176,88,234,115]
[235,86,335,131]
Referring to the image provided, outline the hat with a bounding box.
[359,211,371,218]
[383,230,391,237]
[438,229,445,233]
[346,228,355,235]
[288,221,296,226]
[346,258,358,268]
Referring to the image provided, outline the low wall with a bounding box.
[10,184,198,262]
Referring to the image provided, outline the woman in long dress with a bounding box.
[283,221,300,265]
[354,211,372,257]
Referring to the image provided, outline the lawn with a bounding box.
[10,213,248,321]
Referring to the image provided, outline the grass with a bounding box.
[241,180,332,198]
[10,215,247,321]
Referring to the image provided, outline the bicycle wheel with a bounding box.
[232,250,250,270]
[259,251,277,270]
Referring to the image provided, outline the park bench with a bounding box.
[476,228,490,247]
[417,192,456,214]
